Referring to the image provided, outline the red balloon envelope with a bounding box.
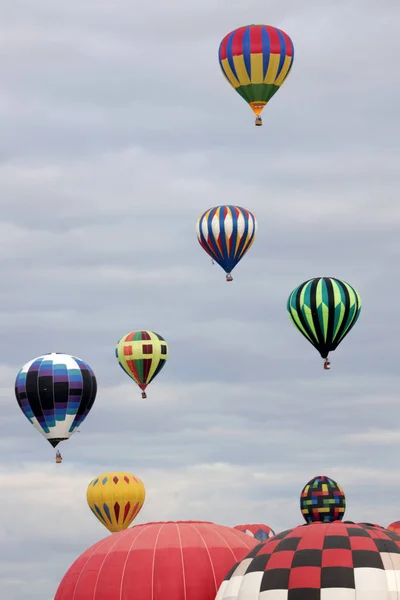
[55,520,259,600]
[388,520,400,533]
[234,523,275,541]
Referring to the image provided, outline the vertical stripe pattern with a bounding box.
[14,352,97,447]
[287,277,362,359]
[54,521,258,600]
[218,24,294,114]
[196,205,257,275]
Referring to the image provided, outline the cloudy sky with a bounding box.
[0,0,399,597]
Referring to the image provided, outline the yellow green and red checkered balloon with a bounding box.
[115,330,168,398]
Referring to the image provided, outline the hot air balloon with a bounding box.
[300,475,346,523]
[287,277,361,370]
[358,522,384,529]
[87,472,146,533]
[55,521,258,600]
[218,24,294,126]
[115,330,168,398]
[388,521,400,534]
[233,523,275,541]
[215,522,400,600]
[14,352,97,462]
[196,205,257,281]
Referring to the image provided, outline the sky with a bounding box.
[0,0,400,598]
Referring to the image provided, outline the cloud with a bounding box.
[1,0,400,598]
[344,429,400,446]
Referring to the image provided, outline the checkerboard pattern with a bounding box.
[359,522,384,530]
[300,475,346,523]
[115,330,168,392]
[215,521,400,600]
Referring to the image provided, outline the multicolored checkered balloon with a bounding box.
[300,475,345,523]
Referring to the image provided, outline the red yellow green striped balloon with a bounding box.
[115,330,168,398]
[218,24,295,126]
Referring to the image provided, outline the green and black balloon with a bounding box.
[287,276,361,361]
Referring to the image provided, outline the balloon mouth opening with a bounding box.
[48,438,68,448]
[249,101,267,116]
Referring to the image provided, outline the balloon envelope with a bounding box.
[14,352,97,447]
[388,521,400,533]
[196,205,257,279]
[358,522,384,529]
[300,475,346,523]
[234,523,275,541]
[55,520,258,600]
[115,330,168,397]
[87,471,146,533]
[218,24,294,118]
[287,277,362,359]
[215,522,400,600]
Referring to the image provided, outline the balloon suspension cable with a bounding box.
[141,391,147,399]
[226,273,233,282]
[211,259,214,265]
